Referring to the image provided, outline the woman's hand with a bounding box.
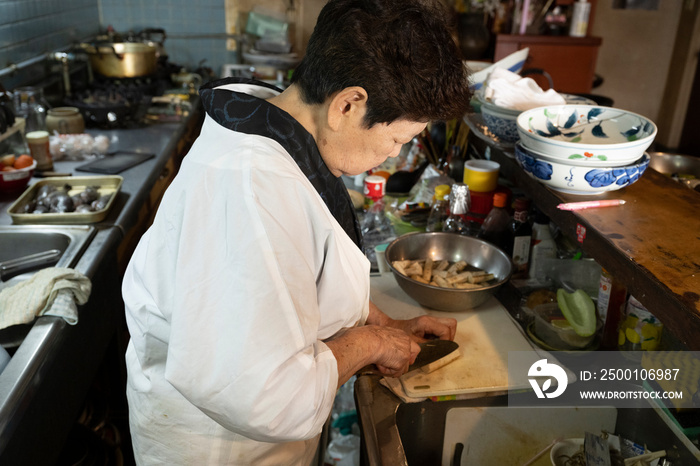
[386,314,457,343]
[367,300,457,343]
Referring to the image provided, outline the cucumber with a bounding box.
[557,288,597,337]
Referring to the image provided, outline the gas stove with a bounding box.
[63,61,184,129]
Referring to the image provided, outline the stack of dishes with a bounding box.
[514,105,656,194]
[476,92,596,144]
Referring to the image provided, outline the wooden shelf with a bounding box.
[474,138,700,350]
[495,34,603,94]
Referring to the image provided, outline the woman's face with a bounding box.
[320,118,427,177]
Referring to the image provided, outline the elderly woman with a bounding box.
[122,0,472,463]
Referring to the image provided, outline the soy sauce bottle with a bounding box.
[510,197,532,278]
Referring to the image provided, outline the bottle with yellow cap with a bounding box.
[426,184,451,232]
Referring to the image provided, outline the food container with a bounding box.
[7,176,122,224]
[0,160,36,193]
[532,302,601,350]
[385,231,512,312]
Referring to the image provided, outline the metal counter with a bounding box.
[0,103,203,463]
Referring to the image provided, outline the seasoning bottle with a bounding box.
[477,192,510,251]
[363,175,386,212]
[528,210,557,281]
[443,183,472,236]
[360,177,395,272]
[597,268,627,350]
[426,184,451,232]
[510,198,532,278]
[26,130,53,171]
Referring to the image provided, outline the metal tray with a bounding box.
[7,176,123,224]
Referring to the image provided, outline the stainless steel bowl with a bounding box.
[385,232,513,312]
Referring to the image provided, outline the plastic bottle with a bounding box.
[443,183,472,236]
[477,192,511,250]
[426,184,451,232]
[597,268,627,350]
[510,198,532,278]
[528,210,557,281]
[360,177,395,272]
[569,0,590,37]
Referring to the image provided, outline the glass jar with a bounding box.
[12,87,51,133]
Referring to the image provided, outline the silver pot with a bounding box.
[81,42,158,78]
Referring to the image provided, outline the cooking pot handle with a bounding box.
[84,42,124,60]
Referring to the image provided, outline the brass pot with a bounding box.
[81,42,158,78]
[46,107,85,134]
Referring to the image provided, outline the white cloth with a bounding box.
[0,267,91,329]
[483,67,566,111]
[123,85,370,465]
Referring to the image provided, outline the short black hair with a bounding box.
[291,0,472,127]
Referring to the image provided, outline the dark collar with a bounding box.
[199,78,361,249]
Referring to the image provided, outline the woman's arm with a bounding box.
[326,300,458,387]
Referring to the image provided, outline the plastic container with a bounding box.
[533,302,600,350]
[476,192,510,251]
[618,296,663,351]
[426,184,450,232]
[569,0,591,37]
[26,130,52,171]
[528,210,557,280]
[462,159,499,192]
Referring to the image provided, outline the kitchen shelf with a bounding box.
[471,136,700,350]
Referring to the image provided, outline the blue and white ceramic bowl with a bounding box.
[516,105,657,167]
[514,142,650,195]
[478,93,596,144]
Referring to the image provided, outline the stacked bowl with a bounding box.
[477,92,596,144]
[514,105,656,194]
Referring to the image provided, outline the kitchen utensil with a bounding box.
[385,232,513,312]
[649,151,700,191]
[45,107,85,134]
[0,249,62,281]
[8,176,123,225]
[75,151,155,174]
[385,161,428,194]
[516,105,656,167]
[408,339,459,373]
[514,142,650,195]
[0,159,36,193]
[81,42,158,78]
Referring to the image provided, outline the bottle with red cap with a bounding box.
[476,192,511,251]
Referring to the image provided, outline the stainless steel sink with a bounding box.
[355,375,700,465]
[0,225,96,347]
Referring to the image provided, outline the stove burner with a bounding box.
[64,74,172,129]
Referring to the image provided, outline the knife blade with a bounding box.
[408,339,459,373]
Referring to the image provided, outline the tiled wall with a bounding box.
[0,0,99,89]
[0,0,237,92]
[99,0,237,76]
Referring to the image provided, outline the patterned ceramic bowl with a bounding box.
[516,105,657,167]
[514,142,650,195]
[478,93,596,144]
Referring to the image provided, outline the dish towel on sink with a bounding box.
[0,267,91,330]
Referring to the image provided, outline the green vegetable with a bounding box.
[557,288,597,337]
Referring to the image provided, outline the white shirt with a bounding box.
[122,82,370,465]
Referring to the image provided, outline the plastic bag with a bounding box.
[324,434,360,466]
[49,133,111,161]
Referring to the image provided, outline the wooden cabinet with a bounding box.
[494,34,602,94]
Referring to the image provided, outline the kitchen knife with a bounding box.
[408,339,459,373]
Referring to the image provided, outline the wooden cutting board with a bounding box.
[370,274,540,398]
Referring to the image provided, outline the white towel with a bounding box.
[0,267,91,329]
[483,67,566,111]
